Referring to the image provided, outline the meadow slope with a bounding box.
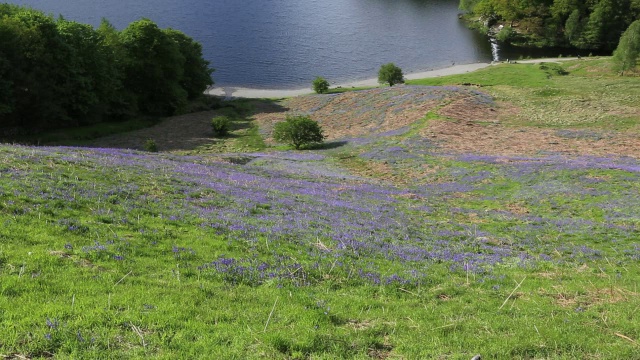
[1,58,639,359]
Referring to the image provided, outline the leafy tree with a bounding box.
[0,5,215,135]
[164,28,214,99]
[564,9,582,43]
[613,20,640,75]
[378,63,404,87]
[460,0,640,50]
[0,9,69,131]
[312,76,330,94]
[119,19,187,116]
[96,18,136,120]
[56,20,122,125]
[272,115,325,150]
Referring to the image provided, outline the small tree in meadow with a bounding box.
[211,115,231,137]
[312,76,330,94]
[272,115,324,150]
[378,63,404,87]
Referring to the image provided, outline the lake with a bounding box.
[9,0,500,88]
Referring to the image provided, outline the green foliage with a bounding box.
[312,76,330,94]
[211,116,231,137]
[144,138,158,152]
[461,0,640,50]
[564,9,582,43]
[1,63,640,358]
[612,20,640,75]
[272,115,325,149]
[495,26,516,42]
[378,63,405,87]
[0,5,213,136]
[0,8,70,132]
[164,28,214,99]
[119,19,188,116]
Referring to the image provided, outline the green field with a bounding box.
[1,58,639,359]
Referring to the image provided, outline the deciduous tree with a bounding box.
[312,76,330,94]
[613,19,640,75]
[120,19,187,116]
[378,63,404,87]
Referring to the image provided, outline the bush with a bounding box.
[211,116,231,137]
[312,76,330,94]
[378,63,404,87]
[144,139,158,152]
[272,115,324,150]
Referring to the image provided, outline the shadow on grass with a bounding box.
[307,141,349,150]
[29,98,290,152]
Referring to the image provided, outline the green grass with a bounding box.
[408,63,557,88]
[1,57,639,359]
[409,58,640,129]
[1,144,638,359]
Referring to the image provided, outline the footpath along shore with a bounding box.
[206,58,581,99]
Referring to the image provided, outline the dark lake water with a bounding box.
[10,0,503,88]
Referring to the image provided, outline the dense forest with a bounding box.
[0,4,213,135]
[459,0,640,50]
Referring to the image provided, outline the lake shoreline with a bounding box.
[206,62,493,99]
[206,57,581,99]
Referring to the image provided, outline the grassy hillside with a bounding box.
[1,58,639,359]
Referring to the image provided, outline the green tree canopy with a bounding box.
[164,28,214,99]
[272,115,325,150]
[613,19,640,74]
[0,5,214,136]
[119,19,187,116]
[378,63,405,87]
[460,0,640,50]
[312,76,330,94]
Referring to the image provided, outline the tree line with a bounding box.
[460,0,640,50]
[0,4,213,135]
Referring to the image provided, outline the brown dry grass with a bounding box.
[542,285,638,309]
[86,84,638,159]
[253,86,484,142]
[420,119,640,158]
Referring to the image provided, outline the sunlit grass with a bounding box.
[1,57,639,359]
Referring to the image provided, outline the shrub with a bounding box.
[144,139,158,152]
[378,63,404,87]
[312,76,330,94]
[272,115,324,150]
[211,116,231,137]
